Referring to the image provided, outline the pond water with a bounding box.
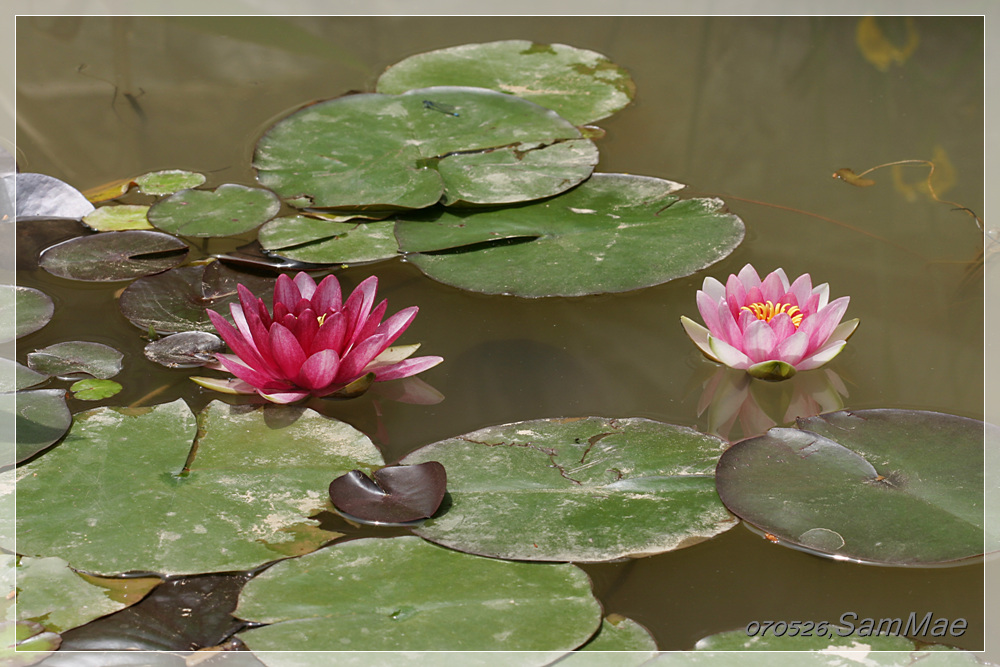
[14,15,986,655]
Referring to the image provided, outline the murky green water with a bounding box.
[15,16,985,652]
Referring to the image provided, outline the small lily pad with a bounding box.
[26,341,123,380]
[258,215,399,264]
[69,379,123,401]
[38,230,189,282]
[328,461,447,525]
[254,86,598,211]
[376,40,636,126]
[135,169,207,196]
[118,262,276,333]
[14,173,94,221]
[235,536,602,652]
[147,183,281,238]
[143,331,224,368]
[82,204,154,231]
[715,409,989,565]
[404,416,737,562]
[396,173,745,297]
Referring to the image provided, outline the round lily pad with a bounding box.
[147,184,281,238]
[69,379,123,401]
[403,416,737,562]
[377,40,636,126]
[82,204,153,231]
[118,262,275,333]
[26,341,123,380]
[254,86,598,210]
[715,409,989,565]
[235,536,602,652]
[38,230,189,282]
[328,461,447,525]
[0,285,53,342]
[10,399,384,575]
[396,173,745,297]
[258,215,399,264]
[134,169,207,196]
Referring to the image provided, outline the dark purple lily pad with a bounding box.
[329,461,447,525]
[38,230,189,282]
[118,262,276,333]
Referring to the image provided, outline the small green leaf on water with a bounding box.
[147,183,281,238]
[82,204,154,231]
[134,169,207,196]
[69,379,123,401]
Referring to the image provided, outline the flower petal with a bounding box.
[742,319,778,362]
[314,311,347,355]
[368,355,443,381]
[336,333,387,384]
[774,330,809,366]
[342,276,378,347]
[208,309,272,374]
[190,376,258,395]
[737,264,761,291]
[760,270,786,302]
[313,274,343,314]
[269,322,308,380]
[297,348,341,390]
[293,272,317,300]
[680,316,718,361]
[768,312,797,341]
[376,306,418,348]
[696,291,724,338]
[274,273,302,311]
[788,273,813,308]
[708,335,752,369]
[353,299,388,347]
[724,274,746,317]
[215,353,286,391]
[701,276,725,302]
[257,389,312,404]
[796,340,847,371]
[799,296,850,351]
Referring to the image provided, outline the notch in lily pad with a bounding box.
[328,461,447,526]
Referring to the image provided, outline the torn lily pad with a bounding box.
[254,86,598,211]
[328,461,447,525]
[26,341,123,380]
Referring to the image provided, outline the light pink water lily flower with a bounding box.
[192,272,443,404]
[680,264,858,382]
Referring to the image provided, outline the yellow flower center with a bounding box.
[741,301,803,327]
[317,313,327,326]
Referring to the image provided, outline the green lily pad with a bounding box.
[26,341,123,380]
[396,173,745,297]
[82,204,154,231]
[10,399,383,575]
[69,379,123,401]
[253,86,598,211]
[235,536,601,653]
[376,40,636,126]
[143,331,224,368]
[134,169,207,196]
[13,389,71,463]
[0,621,60,665]
[9,360,48,392]
[147,183,281,238]
[0,285,53,342]
[38,230,189,282]
[118,262,276,334]
[403,416,737,562]
[16,556,159,633]
[258,215,399,264]
[715,409,989,565]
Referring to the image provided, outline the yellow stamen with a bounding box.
[741,301,803,327]
[317,313,327,326]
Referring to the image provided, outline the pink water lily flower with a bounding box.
[193,272,443,404]
[680,264,858,382]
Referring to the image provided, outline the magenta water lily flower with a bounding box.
[680,264,858,382]
[193,272,443,404]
